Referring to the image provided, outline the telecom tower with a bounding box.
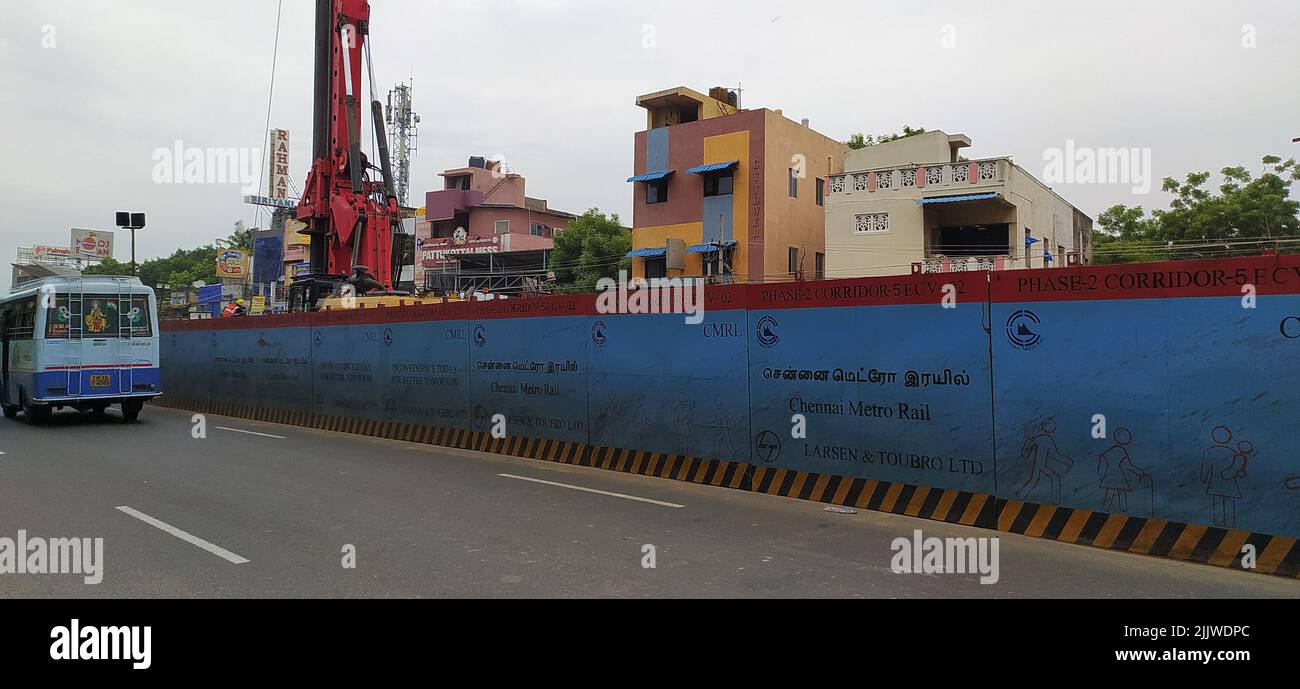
[385,80,419,208]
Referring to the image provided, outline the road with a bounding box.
[0,406,1297,598]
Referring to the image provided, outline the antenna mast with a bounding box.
[386,79,419,207]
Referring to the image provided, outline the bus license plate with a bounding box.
[89,374,111,388]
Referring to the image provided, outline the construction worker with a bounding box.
[222,299,247,317]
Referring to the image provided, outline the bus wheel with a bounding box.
[2,405,17,419]
[24,404,51,425]
[121,399,144,422]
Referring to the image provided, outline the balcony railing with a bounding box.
[913,255,1012,274]
[830,158,1007,196]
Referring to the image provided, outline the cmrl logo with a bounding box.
[755,315,780,348]
[1005,310,1042,350]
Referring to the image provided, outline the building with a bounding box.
[10,246,81,292]
[626,86,846,282]
[419,157,577,292]
[281,218,311,287]
[823,130,1093,278]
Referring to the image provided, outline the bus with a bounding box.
[0,276,160,423]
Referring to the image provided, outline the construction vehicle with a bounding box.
[289,0,409,311]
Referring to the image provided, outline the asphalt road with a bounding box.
[0,405,1297,598]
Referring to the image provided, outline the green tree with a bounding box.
[1094,156,1300,264]
[227,220,254,251]
[845,126,927,150]
[550,209,631,293]
[80,258,135,277]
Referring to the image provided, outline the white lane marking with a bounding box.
[215,426,286,439]
[498,473,685,509]
[115,506,250,564]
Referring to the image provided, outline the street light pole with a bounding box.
[115,211,146,277]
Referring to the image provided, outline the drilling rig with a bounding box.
[289,0,405,310]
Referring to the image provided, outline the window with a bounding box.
[788,247,800,278]
[2,297,37,341]
[703,172,734,197]
[815,252,825,280]
[531,223,548,237]
[643,257,667,279]
[494,220,510,234]
[447,175,470,191]
[788,168,798,198]
[855,213,891,234]
[646,179,669,204]
[45,294,152,339]
[816,178,825,206]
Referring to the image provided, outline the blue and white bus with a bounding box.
[0,276,160,423]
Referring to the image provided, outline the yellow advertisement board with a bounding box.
[216,249,249,278]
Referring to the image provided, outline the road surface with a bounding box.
[0,406,1296,598]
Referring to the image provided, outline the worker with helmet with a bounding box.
[222,298,248,317]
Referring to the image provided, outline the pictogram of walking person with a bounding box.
[1097,428,1152,515]
[1017,417,1074,503]
[1201,426,1252,528]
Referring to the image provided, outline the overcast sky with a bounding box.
[1,0,1297,268]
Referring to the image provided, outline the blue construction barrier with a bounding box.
[160,255,1300,539]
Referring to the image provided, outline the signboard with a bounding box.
[283,244,307,262]
[250,295,267,315]
[268,129,290,200]
[34,245,72,259]
[216,249,249,278]
[419,235,501,266]
[71,229,113,261]
[290,262,312,277]
[243,195,298,209]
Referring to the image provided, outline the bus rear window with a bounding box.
[47,294,152,338]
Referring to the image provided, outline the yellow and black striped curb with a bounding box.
[157,399,1300,579]
[998,500,1299,578]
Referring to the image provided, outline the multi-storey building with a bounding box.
[823,130,1093,278]
[419,157,577,290]
[626,86,846,282]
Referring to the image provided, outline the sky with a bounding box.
[1,0,1297,269]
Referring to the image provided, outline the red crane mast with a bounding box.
[294,0,401,306]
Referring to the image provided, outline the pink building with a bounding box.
[419,158,577,287]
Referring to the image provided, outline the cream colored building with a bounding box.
[824,130,1092,278]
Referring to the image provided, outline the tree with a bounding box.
[1094,156,1300,264]
[227,220,254,251]
[80,258,135,278]
[845,126,927,150]
[550,209,631,293]
[82,222,261,287]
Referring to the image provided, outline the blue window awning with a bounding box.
[687,161,739,175]
[626,170,674,183]
[686,241,736,254]
[917,192,1000,205]
[625,247,667,258]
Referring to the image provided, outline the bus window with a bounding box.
[46,294,152,339]
[6,298,36,341]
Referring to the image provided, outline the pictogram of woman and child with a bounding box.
[1200,425,1254,528]
[1017,417,1155,516]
